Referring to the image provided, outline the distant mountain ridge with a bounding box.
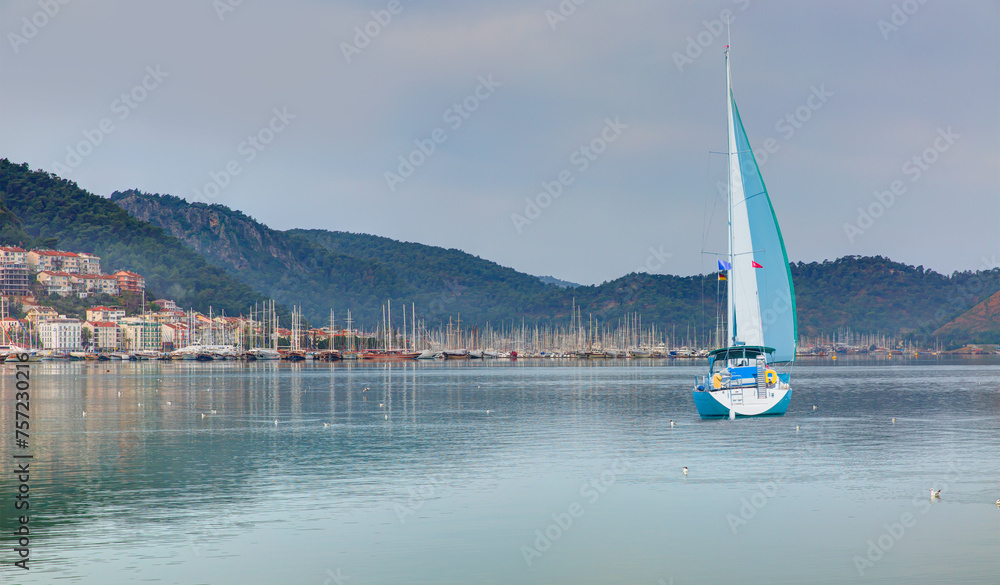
[2,159,996,345]
[111,189,1000,344]
[536,275,581,288]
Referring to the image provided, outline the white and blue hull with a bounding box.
[692,387,791,418]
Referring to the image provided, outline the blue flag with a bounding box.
[718,259,732,271]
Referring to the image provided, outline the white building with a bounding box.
[38,318,83,351]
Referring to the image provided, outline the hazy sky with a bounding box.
[2,1,997,285]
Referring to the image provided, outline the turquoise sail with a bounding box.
[728,94,797,363]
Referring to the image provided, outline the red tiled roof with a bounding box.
[32,250,79,257]
[87,321,118,328]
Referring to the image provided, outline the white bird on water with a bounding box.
[796,425,800,431]
[669,420,676,428]
[891,418,896,424]
[812,405,818,411]
[929,489,941,498]
[995,498,1000,508]
[682,466,688,476]
[323,423,330,428]
[274,419,278,426]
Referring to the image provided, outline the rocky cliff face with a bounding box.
[112,191,303,273]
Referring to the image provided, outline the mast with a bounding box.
[725,44,735,348]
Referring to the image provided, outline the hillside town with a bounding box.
[0,245,315,356]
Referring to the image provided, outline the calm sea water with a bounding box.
[1,358,998,584]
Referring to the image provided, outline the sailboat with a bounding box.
[692,45,797,419]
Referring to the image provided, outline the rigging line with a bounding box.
[700,150,723,254]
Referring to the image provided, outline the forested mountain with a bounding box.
[3,159,997,344]
[0,159,278,318]
[113,189,999,343]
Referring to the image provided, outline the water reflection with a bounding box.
[0,358,997,584]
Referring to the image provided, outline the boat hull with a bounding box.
[692,388,792,418]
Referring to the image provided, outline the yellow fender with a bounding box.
[712,373,722,389]
[765,369,778,386]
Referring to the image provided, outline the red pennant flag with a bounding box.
[751,260,763,268]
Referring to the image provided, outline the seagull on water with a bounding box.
[812,405,818,411]
[682,466,688,476]
[210,409,217,414]
[796,425,800,431]
[201,413,206,418]
[891,418,896,424]
[274,419,279,425]
[323,423,330,428]
[995,498,999,508]
[669,420,676,428]
[929,489,941,498]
